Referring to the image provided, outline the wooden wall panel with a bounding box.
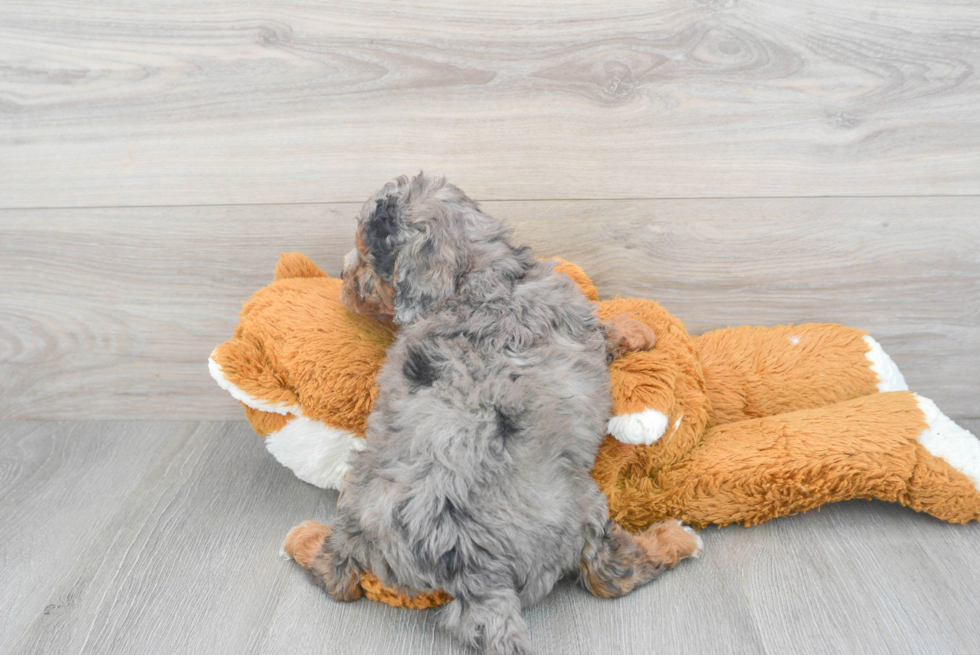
[2,0,980,206]
[1,196,977,420]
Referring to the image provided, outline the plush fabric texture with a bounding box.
[696,324,881,427]
[211,253,980,609]
[359,571,453,609]
[212,254,395,436]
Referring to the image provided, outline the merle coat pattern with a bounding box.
[288,174,702,655]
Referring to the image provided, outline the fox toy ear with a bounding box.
[274,252,327,281]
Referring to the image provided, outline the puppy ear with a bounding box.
[362,196,401,281]
[392,206,471,325]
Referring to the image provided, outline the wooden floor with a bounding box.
[2,419,979,655]
[2,0,979,653]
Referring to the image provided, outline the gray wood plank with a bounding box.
[7,421,322,655]
[259,516,766,655]
[733,500,980,654]
[3,420,979,654]
[259,462,980,654]
[261,426,980,655]
[1,197,977,421]
[0,421,186,652]
[2,0,980,207]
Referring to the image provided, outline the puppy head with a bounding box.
[342,173,499,325]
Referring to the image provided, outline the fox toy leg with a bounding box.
[643,391,980,528]
[694,323,904,427]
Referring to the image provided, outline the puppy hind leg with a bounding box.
[579,519,702,599]
[282,520,363,602]
[438,588,533,655]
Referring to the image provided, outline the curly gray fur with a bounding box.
[316,174,684,655]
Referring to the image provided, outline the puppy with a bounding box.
[284,174,702,655]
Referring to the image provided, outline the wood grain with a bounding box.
[259,503,767,655]
[1,197,977,421]
[2,0,980,207]
[3,2,979,652]
[5,420,978,655]
[6,421,322,655]
[0,421,190,653]
[719,496,980,654]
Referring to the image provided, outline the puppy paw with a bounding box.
[620,317,657,351]
[604,313,657,359]
[641,519,703,568]
[681,524,705,559]
[281,520,330,567]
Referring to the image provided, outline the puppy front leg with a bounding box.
[579,519,702,598]
[438,588,533,655]
[281,520,363,602]
[602,312,657,362]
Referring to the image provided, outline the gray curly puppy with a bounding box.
[284,174,702,655]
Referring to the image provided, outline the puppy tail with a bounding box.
[579,519,702,598]
[438,588,533,655]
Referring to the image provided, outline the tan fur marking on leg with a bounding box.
[580,564,627,599]
[636,520,702,569]
[312,554,364,602]
[580,520,700,599]
[283,520,364,602]
[282,520,330,567]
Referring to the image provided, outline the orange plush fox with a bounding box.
[210,253,980,608]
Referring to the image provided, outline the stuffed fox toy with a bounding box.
[210,253,980,608]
